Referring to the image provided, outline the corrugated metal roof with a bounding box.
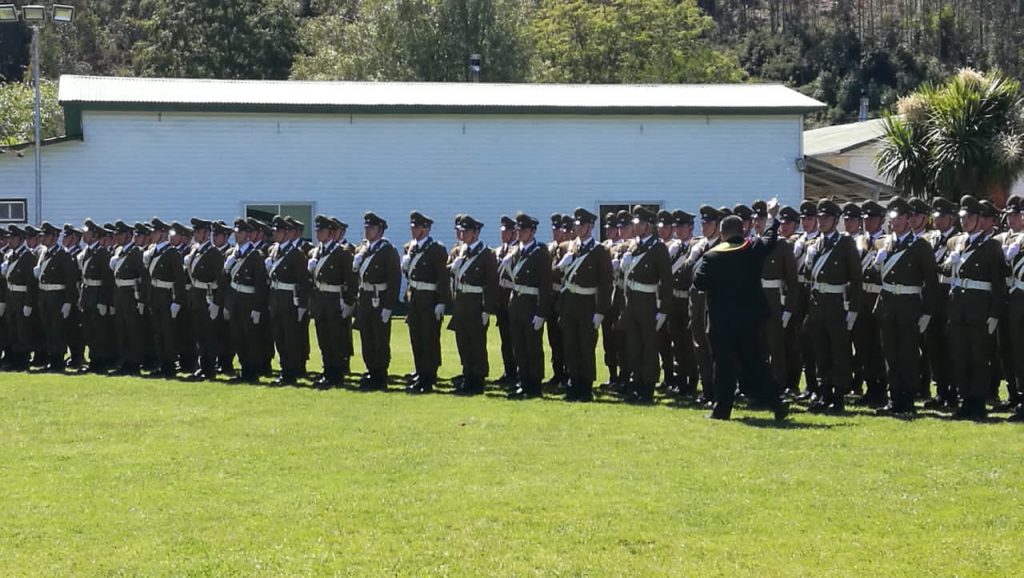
[803,118,888,156]
[57,75,825,115]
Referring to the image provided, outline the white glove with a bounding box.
[655,312,667,331]
[307,258,317,273]
[500,254,513,268]
[208,304,220,320]
[381,308,392,323]
[23,306,32,317]
[222,308,230,321]
[0,303,6,317]
[109,257,121,271]
[341,301,354,319]
[297,307,307,322]
[556,253,573,269]
[593,313,604,329]
[481,312,490,326]
[434,303,445,320]
[109,306,116,316]
[1005,244,1021,261]
[170,303,181,319]
[874,248,888,265]
[136,303,145,316]
[781,310,792,328]
[918,314,931,334]
[611,258,620,272]
[532,315,545,331]
[264,257,273,270]
[948,251,961,264]
[97,303,108,317]
[845,311,857,331]
[60,303,71,319]
[401,253,412,270]
[32,264,42,278]
[452,257,465,271]
[223,256,236,272]
[621,253,634,270]
[251,310,261,325]
[353,253,365,270]
[987,317,998,335]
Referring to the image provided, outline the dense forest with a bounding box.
[3,0,1024,144]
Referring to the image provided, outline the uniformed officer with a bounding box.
[668,209,698,397]
[1000,197,1024,416]
[618,205,673,404]
[791,200,821,398]
[331,217,357,378]
[694,215,788,420]
[183,218,225,380]
[402,211,451,394]
[223,218,269,383]
[545,213,570,390]
[556,207,613,402]
[61,224,86,369]
[655,210,677,390]
[847,201,888,404]
[941,195,1005,420]
[77,219,115,374]
[506,212,552,399]
[355,212,402,391]
[267,216,312,385]
[805,199,863,413]
[2,225,39,370]
[449,214,499,396]
[142,218,186,378]
[684,205,724,404]
[494,215,519,386]
[111,221,148,376]
[0,228,9,367]
[607,209,635,390]
[308,215,357,388]
[923,197,960,408]
[757,202,800,392]
[34,222,78,372]
[171,222,198,375]
[874,197,939,416]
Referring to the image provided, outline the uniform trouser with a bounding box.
[689,293,713,397]
[1006,298,1024,403]
[80,297,113,366]
[762,297,787,388]
[618,293,660,386]
[509,294,544,384]
[356,293,392,373]
[601,303,621,379]
[784,317,803,391]
[806,294,852,398]
[547,305,565,379]
[114,289,145,367]
[559,293,598,384]
[189,299,219,375]
[853,295,885,385]
[67,305,84,363]
[925,293,952,398]
[229,295,262,377]
[710,323,781,416]
[6,294,35,359]
[452,294,489,380]
[878,295,923,403]
[998,311,1019,403]
[948,317,992,404]
[669,299,697,390]
[495,291,517,377]
[407,291,442,378]
[176,303,196,371]
[270,290,305,376]
[312,294,346,376]
[795,285,818,392]
[39,291,70,363]
[657,323,673,384]
[149,290,178,367]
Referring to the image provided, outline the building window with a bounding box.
[245,203,314,240]
[0,199,27,224]
[598,203,660,241]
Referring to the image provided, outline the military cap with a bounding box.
[515,212,539,230]
[751,200,769,218]
[603,212,617,229]
[959,195,982,216]
[861,200,886,218]
[778,205,800,223]
[500,215,516,231]
[133,223,151,236]
[285,216,305,231]
[978,199,999,218]
[558,215,573,232]
[574,207,598,226]
[932,197,958,217]
[841,202,862,219]
[632,205,657,225]
[407,211,432,227]
[82,219,104,236]
[315,214,338,230]
[248,217,272,235]
[150,217,170,232]
[39,221,61,236]
[363,211,387,229]
[170,221,192,237]
[550,213,563,230]
[6,224,25,236]
[459,214,484,231]
[718,206,734,218]
[908,197,931,215]
[733,204,754,221]
[886,197,912,218]
[699,205,723,223]
[672,209,695,226]
[332,217,348,230]
[0,228,7,238]
[211,220,233,236]
[63,223,82,237]
[113,220,132,235]
[656,209,673,227]
[102,223,117,235]
[1005,195,1024,213]
[817,199,842,217]
[272,215,293,231]
[615,210,632,226]
[190,218,212,231]
[799,200,817,218]
[234,218,253,233]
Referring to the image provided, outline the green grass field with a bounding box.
[1,322,1022,576]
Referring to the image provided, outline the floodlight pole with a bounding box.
[33,23,42,225]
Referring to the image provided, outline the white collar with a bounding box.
[88,241,100,250]
[640,234,653,244]
[466,240,482,252]
[155,241,169,252]
[578,236,594,247]
[415,236,430,248]
[804,230,820,239]
[897,230,913,243]
[969,231,983,242]
[519,240,536,252]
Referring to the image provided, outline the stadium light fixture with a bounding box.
[52,4,74,22]
[22,5,46,21]
[0,5,18,22]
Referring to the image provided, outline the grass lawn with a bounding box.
[1,321,1022,576]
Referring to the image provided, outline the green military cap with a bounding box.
[21,225,39,237]
[799,200,817,217]
[672,209,695,226]
[550,213,563,230]
[113,220,132,235]
[39,221,61,236]
[133,222,151,236]
[778,205,800,223]
[150,217,171,232]
[82,219,105,237]
[453,214,465,228]
[733,204,754,221]
[861,200,886,218]
[978,199,999,218]
[932,197,958,217]
[751,200,769,218]
[718,206,734,218]
[211,220,232,236]
[699,204,723,223]
[234,218,253,233]
[63,223,82,237]
[315,214,338,230]
[190,218,212,231]
[409,211,433,227]
[841,202,862,219]
[959,194,982,216]
[500,215,516,231]
[363,211,387,229]
[285,216,304,231]
[816,199,842,217]
[559,215,574,232]
[1006,195,1024,214]
[458,214,484,231]
[6,224,25,237]
[515,212,539,230]
[332,217,348,230]
[272,215,292,231]
[615,209,632,226]
[632,204,657,225]
[656,209,673,227]
[908,197,931,215]
[170,221,192,237]
[574,207,598,226]
[886,197,912,218]
[603,212,617,229]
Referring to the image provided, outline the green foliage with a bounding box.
[0,80,63,146]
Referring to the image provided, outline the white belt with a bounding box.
[673,289,689,299]
[939,275,954,285]
[457,284,485,294]
[812,282,847,294]
[761,279,783,289]
[360,282,388,292]
[271,281,296,291]
[115,279,140,288]
[881,283,922,296]
[626,280,659,294]
[7,283,28,293]
[513,283,539,296]
[192,280,216,291]
[409,280,438,292]
[151,279,175,290]
[551,282,563,292]
[797,274,808,284]
[39,283,66,292]
[863,283,881,294]
[956,278,992,292]
[499,278,513,289]
[83,279,104,287]
[315,282,342,293]
[564,282,598,296]
[231,281,256,294]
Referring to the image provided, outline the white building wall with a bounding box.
[1,111,805,246]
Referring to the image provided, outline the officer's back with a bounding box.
[694,217,777,329]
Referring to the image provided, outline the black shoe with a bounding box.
[404,372,419,383]
[923,396,948,410]
[1008,407,1024,422]
[993,400,1018,412]
[508,382,541,400]
[773,402,790,421]
[953,401,987,421]
[707,411,730,420]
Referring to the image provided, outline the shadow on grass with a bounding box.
[735,416,854,430]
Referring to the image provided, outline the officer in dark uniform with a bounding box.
[267,216,312,385]
[448,214,499,396]
[507,212,552,399]
[545,213,570,390]
[756,203,800,392]
[619,205,673,404]
[684,205,723,404]
[355,212,402,391]
[77,219,115,373]
[184,218,225,380]
[0,228,8,366]
[247,217,275,376]
[143,218,186,378]
[111,221,148,376]
[791,200,821,398]
[331,217,357,378]
[494,215,519,386]
[224,218,270,383]
[694,214,788,420]
[668,209,698,397]
[309,215,358,388]
[61,224,86,369]
[34,222,78,372]
[1001,197,1024,418]
[3,225,39,370]
[655,210,677,390]
[607,210,635,389]
[402,211,451,394]
[923,197,960,408]
[172,222,198,375]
